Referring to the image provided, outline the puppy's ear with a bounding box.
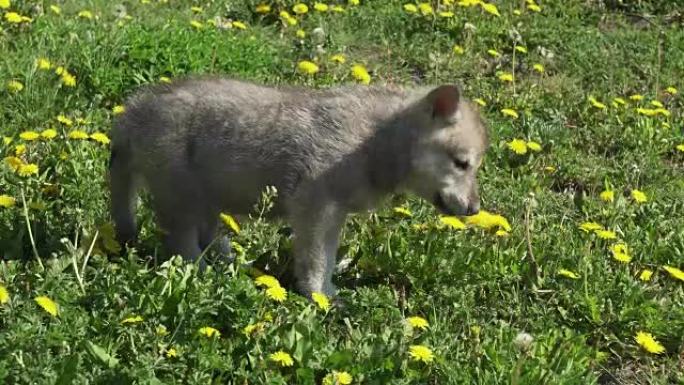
[426,85,461,121]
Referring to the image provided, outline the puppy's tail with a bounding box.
[109,121,139,248]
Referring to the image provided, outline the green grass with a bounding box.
[1,0,683,384]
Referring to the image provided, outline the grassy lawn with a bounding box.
[1,0,683,383]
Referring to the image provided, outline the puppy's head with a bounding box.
[404,84,488,216]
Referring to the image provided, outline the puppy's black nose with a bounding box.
[466,204,480,216]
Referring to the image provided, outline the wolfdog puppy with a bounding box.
[109,77,488,297]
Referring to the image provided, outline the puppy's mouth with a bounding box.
[433,193,458,216]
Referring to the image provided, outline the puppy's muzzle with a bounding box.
[433,193,479,216]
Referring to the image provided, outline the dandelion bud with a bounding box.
[513,332,534,352]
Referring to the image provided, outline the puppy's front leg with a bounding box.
[290,203,345,298]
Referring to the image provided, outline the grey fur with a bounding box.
[109,77,488,296]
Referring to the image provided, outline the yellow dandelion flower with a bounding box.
[526,141,542,152]
[507,139,528,155]
[629,94,643,101]
[78,10,93,19]
[636,108,657,116]
[327,54,346,64]
[0,195,16,208]
[90,132,110,145]
[256,4,271,13]
[498,72,514,82]
[408,345,434,363]
[255,274,281,289]
[3,136,12,145]
[487,49,501,57]
[190,6,202,13]
[677,144,684,152]
[579,221,603,232]
[266,286,288,302]
[4,11,23,23]
[61,72,76,87]
[532,63,545,73]
[323,371,353,385]
[57,115,73,126]
[639,269,653,282]
[36,58,52,70]
[14,144,25,156]
[0,285,8,304]
[663,266,684,282]
[198,326,221,338]
[544,166,556,172]
[600,189,614,202]
[665,86,677,95]
[121,315,144,324]
[418,2,433,15]
[465,210,511,231]
[480,2,500,16]
[527,3,541,12]
[453,45,465,55]
[612,97,626,106]
[293,3,309,14]
[631,189,647,203]
[112,105,125,115]
[7,80,23,92]
[35,296,59,316]
[4,156,22,171]
[0,0,9,9]
[501,108,519,119]
[439,216,466,230]
[270,350,294,367]
[649,100,663,108]
[513,9,522,15]
[314,3,329,12]
[588,96,607,110]
[351,64,371,85]
[393,206,412,218]
[495,230,509,237]
[233,21,247,30]
[558,269,579,279]
[515,46,528,54]
[458,0,483,7]
[297,60,319,75]
[159,76,171,83]
[439,11,454,17]
[296,29,306,38]
[279,11,298,26]
[18,163,39,177]
[349,0,360,5]
[50,5,61,14]
[595,230,617,240]
[311,292,330,311]
[68,130,89,140]
[473,98,486,106]
[242,322,266,336]
[156,325,169,336]
[190,20,203,29]
[610,243,631,263]
[40,129,57,139]
[403,4,418,13]
[165,347,178,358]
[407,316,429,330]
[19,131,40,141]
[635,331,665,354]
[219,213,240,233]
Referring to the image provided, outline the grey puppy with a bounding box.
[109,78,488,297]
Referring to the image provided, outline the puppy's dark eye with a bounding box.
[453,158,469,170]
